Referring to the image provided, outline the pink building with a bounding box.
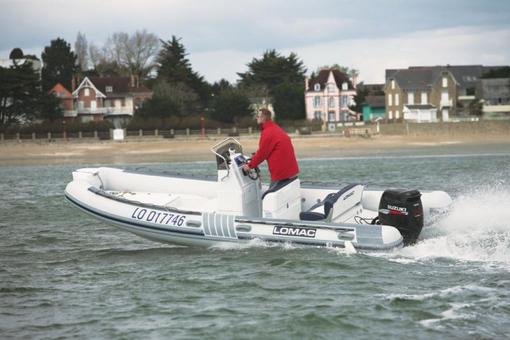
[304,68,357,122]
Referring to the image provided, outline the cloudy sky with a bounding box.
[1,0,509,84]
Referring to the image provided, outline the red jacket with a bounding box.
[248,120,299,181]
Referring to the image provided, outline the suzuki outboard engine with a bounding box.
[378,189,423,245]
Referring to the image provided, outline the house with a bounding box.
[304,68,357,123]
[58,76,152,126]
[476,78,510,118]
[384,67,458,122]
[49,83,73,113]
[384,65,508,122]
[362,95,385,122]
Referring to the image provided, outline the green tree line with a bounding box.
[1,31,357,132]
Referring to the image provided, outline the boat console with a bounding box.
[210,138,302,219]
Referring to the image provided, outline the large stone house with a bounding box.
[304,68,357,122]
[384,65,506,122]
[52,76,152,126]
[384,67,457,122]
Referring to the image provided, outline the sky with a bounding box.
[1,0,509,84]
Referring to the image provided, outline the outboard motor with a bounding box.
[378,189,423,245]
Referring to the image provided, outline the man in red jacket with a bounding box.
[242,108,299,188]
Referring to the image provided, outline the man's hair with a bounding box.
[259,108,272,120]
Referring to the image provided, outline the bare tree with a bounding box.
[74,32,88,71]
[126,30,160,78]
[102,30,159,79]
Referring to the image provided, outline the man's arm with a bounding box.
[247,131,273,169]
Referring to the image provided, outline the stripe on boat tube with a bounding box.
[202,212,237,239]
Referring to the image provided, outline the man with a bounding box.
[242,108,299,188]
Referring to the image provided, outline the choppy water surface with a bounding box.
[1,147,510,339]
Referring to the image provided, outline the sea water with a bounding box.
[1,146,509,339]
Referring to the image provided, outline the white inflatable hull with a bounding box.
[65,166,451,251]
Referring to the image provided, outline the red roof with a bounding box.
[49,83,72,97]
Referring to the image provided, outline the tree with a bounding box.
[211,79,234,96]
[103,30,160,79]
[74,32,89,72]
[38,92,63,123]
[238,50,306,92]
[272,82,305,120]
[41,38,78,91]
[0,62,42,129]
[237,50,306,120]
[88,43,122,77]
[9,48,24,59]
[350,82,369,114]
[209,89,252,123]
[156,36,210,107]
[87,30,159,79]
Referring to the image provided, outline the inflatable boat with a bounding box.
[65,138,452,251]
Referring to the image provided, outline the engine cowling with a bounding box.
[378,189,423,245]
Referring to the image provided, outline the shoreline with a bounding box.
[1,133,509,166]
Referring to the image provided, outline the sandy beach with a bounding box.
[1,133,509,166]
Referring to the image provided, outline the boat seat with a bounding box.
[300,183,362,222]
[261,176,299,200]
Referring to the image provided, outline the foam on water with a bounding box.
[389,186,510,268]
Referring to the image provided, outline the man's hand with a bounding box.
[242,164,251,174]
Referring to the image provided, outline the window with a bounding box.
[441,91,449,103]
[91,100,97,110]
[395,93,399,106]
[341,95,348,108]
[388,94,393,106]
[84,88,90,96]
[395,110,400,119]
[421,92,428,104]
[106,86,113,93]
[328,97,335,108]
[407,92,414,105]
[327,84,335,92]
[314,84,321,91]
[442,77,448,87]
[328,111,336,122]
[314,111,322,120]
[391,80,395,89]
[313,96,321,108]
[342,82,348,90]
[388,110,393,119]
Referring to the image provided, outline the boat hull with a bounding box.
[64,178,403,250]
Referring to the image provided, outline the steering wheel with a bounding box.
[242,158,260,180]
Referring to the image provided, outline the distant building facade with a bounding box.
[384,65,507,122]
[362,95,385,122]
[53,76,152,126]
[476,78,510,118]
[385,67,458,122]
[304,68,357,122]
